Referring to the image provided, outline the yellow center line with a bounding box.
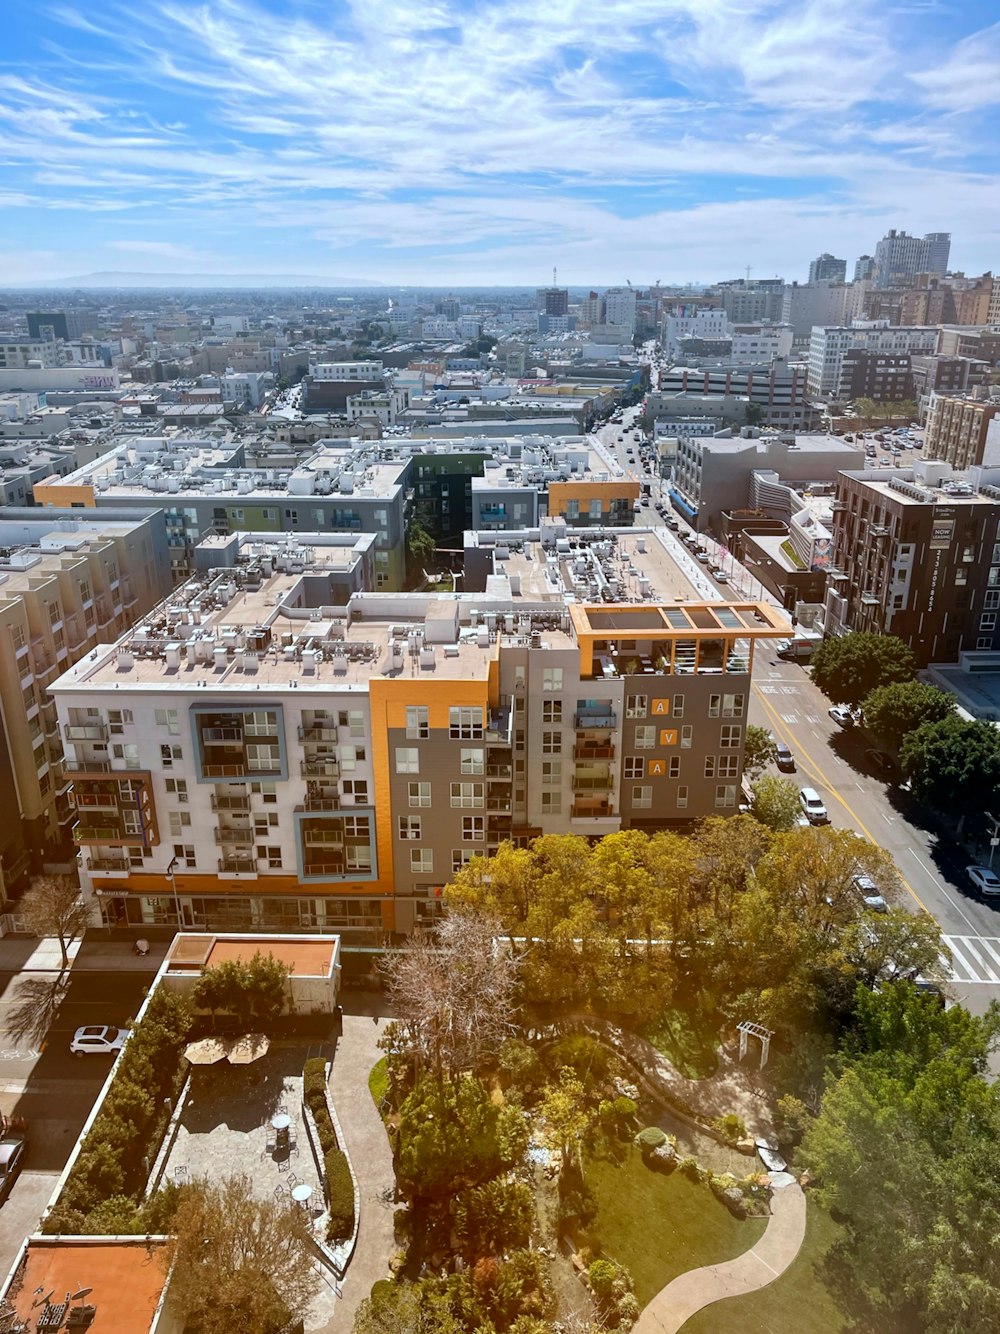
[752,683,930,914]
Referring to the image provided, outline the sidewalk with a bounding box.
[633,1180,807,1333]
[0,934,168,974]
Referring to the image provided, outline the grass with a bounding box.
[586,1145,766,1307]
[368,1056,390,1118]
[640,1006,720,1079]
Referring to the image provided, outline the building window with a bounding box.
[624,758,644,780]
[715,785,737,808]
[704,756,716,778]
[672,695,685,718]
[634,725,655,749]
[955,568,968,586]
[723,693,744,718]
[342,779,368,803]
[985,590,1000,610]
[542,667,563,692]
[990,567,1000,588]
[462,816,485,840]
[155,708,180,735]
[257,845,282,868]
[112,743,140,769]
[541,791,562,814]
[677,786,689,810]
[395,747,419,774]
[708,694,721,718]
[541,760,562,783]
[173,843,196,869]
[632,785,652,810]
[452,848,475,873]
[542,700,562,724]
[978,636,993,649]
[720,725,741,748]
[254,812,279,835]
[626,695,647,719]
[408,782,431,807]
[461,748,484,774]
[108,709,133,734]
[680,726,692,749]
[449,707,484,739]
[451,782,484,808]
[405,706,429,739]
[542,731,562,754]
[718,755,739,778]
[410,848,433,873]
[669,757,680,778]
[165,778,188,803]
[399,815,421,840]
[252,781,277,804]
[981,613,997,632]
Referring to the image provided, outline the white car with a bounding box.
[799,787,829,825]
[829,705,856,728]
[967,866,1000,896]
[852,873,888,913]
[70,1025,129,1057]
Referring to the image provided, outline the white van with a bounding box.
[799,787,829,824]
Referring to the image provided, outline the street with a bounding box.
[0,963,151,1269]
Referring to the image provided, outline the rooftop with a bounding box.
[4,1238,166,1333]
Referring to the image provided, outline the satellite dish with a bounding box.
[72,1288,93,1301]
[33,1289,54,1307]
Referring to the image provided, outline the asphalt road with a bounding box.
[0,967,150,1269]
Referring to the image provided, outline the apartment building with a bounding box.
[779,283,854,342]
[872,230,950,287]
[715,280,785,325]
[0,507,172,894]
[808,254,847,284]
[654,362,815,429]
[807,324,938,397]
[51,537,789,936]
[923,394,1000,469]
[838,349,915,402]
[936,326,1000,363]
[826,462,1000,665]
[0,339,62,370]
[663,306,729,358]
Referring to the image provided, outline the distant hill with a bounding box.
[6,271,382,290]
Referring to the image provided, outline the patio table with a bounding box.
[291,1182,313,1204]
[271,1113,292,1132]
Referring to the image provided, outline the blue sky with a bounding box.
[0,0,998,285]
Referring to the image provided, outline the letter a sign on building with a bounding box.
[651,699,671,715]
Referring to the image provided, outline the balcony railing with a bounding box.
[570,803,614,820]
[214,826,254,846]
[572,775,614,791]
[303,829,345,847]
[298,724,339,741]
[74,824,122,842]
[201,727,244,743]
[300,760,339,778]
[64,723,108,741]
[87,855,130,873]
[72,793,120,812]
[297,797,341,812]
[202,763,248,778]
[574,712,617,730]
[486,764,512,780]
[218,856,257,874]
[211,793,251,812]
[574,743,614,760]
[302,860,347,876]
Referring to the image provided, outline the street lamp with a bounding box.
[166,855,182,929]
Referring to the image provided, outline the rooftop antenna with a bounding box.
[745,264,753,281]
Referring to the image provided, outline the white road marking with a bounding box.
[943,936,1000,984]
[961,938,1000,983]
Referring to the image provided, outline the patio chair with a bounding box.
[273,1184,286,1200]
[287,1172,298,1188]
[173,1165,188,1183]
[265,1132,276,1155]
[277,1156,290,1173]
[289,1143,300,1160]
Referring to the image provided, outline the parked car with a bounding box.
[799,787,829,824]
[0,1133,26,1205]
[774,742,795,772]
[967,866,1000,896]
[711,567,729,583]
[865,749,896,777]
[70,1025,129,1057]
[829,705,855,728]
[695,550,711,563]
[852,873,888,913]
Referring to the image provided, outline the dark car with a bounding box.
[865,749,895,777]
[774,742,795,772]
[0,1134,26,1204]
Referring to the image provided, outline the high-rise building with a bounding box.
[808,254,847,284]
[603,286,638,334]
[536,287,569,317]
[923,394,1000,470]
[854,256,875,282]
[51,540,789,935]
[872,230,951,288]
[807,323,938,397]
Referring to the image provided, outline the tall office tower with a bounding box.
[536,287,569,316]
[603,286,638,333]
[853,255,875,282]
[923,233,951,277]
[808,254,847,284]
[872,230,951,288]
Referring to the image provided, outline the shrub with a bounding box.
[712,1113,747,1144]
[634,1126,667,1151]
[588,1258,620,1301]
[542,1034,612,1088]
[326,1146,355,1242]
[498,1039,546,1098]
[678,1156,701,1180]
[368,1056,390,1115]
[303,1057,337,1154]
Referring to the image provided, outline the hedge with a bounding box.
[303,1057,355,1243]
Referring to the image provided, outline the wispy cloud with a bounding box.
[0,0,995,282]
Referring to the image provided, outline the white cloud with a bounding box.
[910,22,1000,112]
[109,240,214,261]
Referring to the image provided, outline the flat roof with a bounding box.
[166,932,338,976]
[6,1239,166,1333]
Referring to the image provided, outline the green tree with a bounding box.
[742,723,776,780]
[539,1067,593,1173]
[165,1173,313,1334]
[20,874,91,969]
[744,402,765,427]
[811,632,917,709]
[405,518,436,583]
[900,714,1000,833]
[193,952,289,1029]
[854,397,878,429]
[861,680,955,753]
[749,774,802,831]
[453,1177,534,1258]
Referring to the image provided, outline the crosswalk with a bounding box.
[943,936,1000,984]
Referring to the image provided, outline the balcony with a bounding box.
[64,723,108,742]
[298,724,339,742]
[202,726,244,743]
[485,708,512,747]
[87,855,130,875]
[72,793,120,812]
[302,860,347,877]
[300,759,339,778]
[574,712,617,730]
[486,763,512,780]
[218,856,257,875]
[211,793,251,812]
[574,743,614,760]
[297,797,341,812]
[214,826,254,846]
[202,763,248,778]
[570,803,616,822]
[572,775,614,791]
[74,824,122,842]
[486,798,511,813]
[303,829,345,847]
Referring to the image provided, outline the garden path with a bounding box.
[631,1178,807,1333]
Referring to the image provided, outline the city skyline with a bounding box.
[0,0,997,286]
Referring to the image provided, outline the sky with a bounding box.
[0,0,998,286]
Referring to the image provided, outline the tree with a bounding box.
[405,518,436,584]
[539,1067,593,1173]
[193,951,290,1029]
[20,874,91,969]
[165,1173,313,1334]
[379,910,518,1079]
[742,723,775,780]
[900,714,1000,833]
[861,680,955,753]
[854,397,878,429]
[744,402,765,427]
[749,775,801,831]
[811,632,917,709]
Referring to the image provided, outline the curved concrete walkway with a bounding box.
[632,1180,807,1334]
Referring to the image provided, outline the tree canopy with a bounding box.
[811,632,917,708]
[900,714,1000,832]
[742,723,776,780]
[20,875,91,969]
[749,774,801,830]
[861,680,955,753]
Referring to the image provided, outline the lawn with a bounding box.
[681,1202,845,1334]
[641,1005,720,1079]
[586,1145,766,1307]
[368,1056,389,1117]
